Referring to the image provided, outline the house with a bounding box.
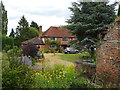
[40,26,76,50]
[21,37,45,49]
[21,26,76,50]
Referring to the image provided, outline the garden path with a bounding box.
[44,53,74,66]
[34,53,74,70]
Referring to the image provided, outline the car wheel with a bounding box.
[64,52,67,54]
[76,51,79,54]
[67,51,70,54]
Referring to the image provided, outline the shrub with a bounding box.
[2,64,35,89]
[39,49,50,53]
[2,35,14,52]
[33,65,76,88]
[22,42,38,58]
[71,78,101,88]
[2,49,35,89]
[57,49,63,53]
[33,64,100,88]
[7,46,22,68]
[7,46,21,57]
[4,45,11,52]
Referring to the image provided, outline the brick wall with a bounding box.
[39,45,45,50]
[96,19,120,85]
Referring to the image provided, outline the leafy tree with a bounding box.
[0,1,8,35]
[9,28,15,38]
[15,16,39,46]
[30,21,39,31]
[1,35,14,51]
[66,2,116,42]
[28,27,38,38]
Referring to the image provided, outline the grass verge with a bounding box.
[58,53,89,63]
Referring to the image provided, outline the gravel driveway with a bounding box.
[34,53,74,70]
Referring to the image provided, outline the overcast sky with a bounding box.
[2,0,78,35]
[2,0,117,35]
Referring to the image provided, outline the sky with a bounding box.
[2,0,118,35]
[2,0,78,35]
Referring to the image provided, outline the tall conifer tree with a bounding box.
[67,1,116,42]
[0,1,8,35]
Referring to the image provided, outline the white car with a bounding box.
[64,47,79,54]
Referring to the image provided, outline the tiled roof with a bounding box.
[21,37,44,45]
[42,26,76,38]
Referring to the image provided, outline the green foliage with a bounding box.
[33,64,100,88]
[2,48,35,89]
[28,27,38,37]
[39,49,51,53]
[50,40,60,46]
[2,35,14,52]
[71,78,101,88]
[7,46,21,57]
[33,65,77,88]
[0,1,8,35]
[14,16,39,46]
[117,5,120,16]
[15,15,29,46]
[0,3,2,35]
[2,48,100,88]
[45,39,61,51]
[30,21,39,30]
[2,64,35,89]
[66,1,116,47]
[4,45,11,52]
[7,46,22,69]
[9,28,15,38]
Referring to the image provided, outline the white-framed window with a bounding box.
[49,44,56,49]
[62,37,68,41]
[50,37,56,41]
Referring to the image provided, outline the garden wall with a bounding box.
[96,18,120,85]
[75,60,96,79]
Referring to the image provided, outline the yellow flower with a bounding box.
[48,81,49,82]
[59,75,61,77]
[61,68,64,70]
[36,73,40,75]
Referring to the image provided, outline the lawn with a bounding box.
[58,53,89,63]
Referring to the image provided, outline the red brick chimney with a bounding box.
[39,26,42,37]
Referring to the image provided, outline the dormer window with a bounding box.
[62,37,68,41]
